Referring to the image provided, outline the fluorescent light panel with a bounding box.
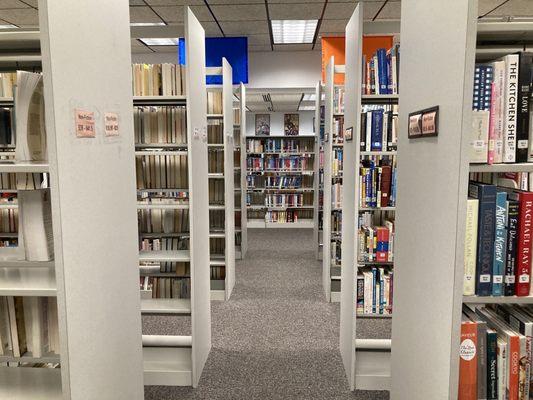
[131,22,166,26]
[298,105,315,111]
[139,38,179,46]
[271,20,318,44]
[0,24,17,29]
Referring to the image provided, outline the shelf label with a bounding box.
[104,112,120,137]
[75,109,95,138]
[408,106,439,139]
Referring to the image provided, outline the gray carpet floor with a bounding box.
[144,228,390,400]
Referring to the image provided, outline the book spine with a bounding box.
[503,55,519,163]
[508,336,520,400]
[493,61,506,164]
[477,322,488,400]
[516,192,533,296]
[505,200,519,296]
[488,82,497,164]
[493,192,507,296]
[470,184,496,296]
[464,199,478,296]
[486,331,498,400]
[371,111,384,151]
[459,321,478,400]
[372,268,377,314]
[516,52,532,163]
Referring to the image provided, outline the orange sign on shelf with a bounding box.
[321,35,394,85]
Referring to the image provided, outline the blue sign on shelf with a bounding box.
[178,37,248,85]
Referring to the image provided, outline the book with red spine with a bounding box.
[459,314,478,400]
[376,227,389,262]
[380,165,392,207]
[506,189,533,296]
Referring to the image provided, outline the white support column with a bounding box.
[322,58,334,302]
[185,6,212,388]
[390,0,478,399]
[38,0,144,398]
[223,58,236,299]
[239,83,248,258]
[313,82,322,260]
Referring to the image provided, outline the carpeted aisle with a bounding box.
[144,228,390,400]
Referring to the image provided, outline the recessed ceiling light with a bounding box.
[131,22,166,27]
[299,105,315,111]
[139,38,179,46]
[271,20,318,44]
[302,94,315,101]
[0,24,18,29]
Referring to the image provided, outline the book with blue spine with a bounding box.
[371,110,384,151]
[492,191,507,296]
[372,268,377,314]
[468,182,497,296]
[376,48,388,95]
[504,200,519,296]
[379,267,385,314]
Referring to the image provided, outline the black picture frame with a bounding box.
[408,106,439,139]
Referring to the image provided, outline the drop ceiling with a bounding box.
[0,0,532,54]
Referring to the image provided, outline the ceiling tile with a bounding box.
[268,3,324,20]
[132,46,153,54]
[0,0,29,9]
[249,44,273,52]
[273,43,313,51]
[152,6,184,23]
[375,0,401,20]
[247,33,271,46]
[319,19,347,33]
[189,5,214,21]
[268,0,324,3]
[323,2,357,19]
[203,21,223,36]
[129,0,146,5]
[19,0,38,7]
[0,8,38,26]
[219,20,269,35]
[480,0,533,17]
[130,6,163,23]
[210,4,266,21]
[149,45,179,53]
[131,39,146,48]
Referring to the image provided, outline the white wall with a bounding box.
[246,110,315,137]
[132,50,322,89]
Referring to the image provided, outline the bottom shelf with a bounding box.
[357,314,392,319]
[0,367,62,399]
[354,339,391,391]
[331,291,340,303]
[210,290,225,301]
[247,219,314,229]
[143,347,192,386]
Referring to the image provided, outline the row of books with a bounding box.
[211,266,225,280]
[210,237,225,257]
[464,181,533,297]
[356,267,394,315]
[209,209,225,232]
[265,210,312,223]
[0,73,15,98]
[0,207,18,234]
[132,63,186,97]
[137,194,188,205]
[358,221,395,263]
[140,277,191,299]
[246,156,313,171]
[135,154,188,190]
[332,209,342,233]
[234,108,241,125]
[360,105,399,152]
[208,121,223,144]
[207,91,222,114]
[333,148,343,176]
[208,149,224,174]
[246,175,312,189]
[331,240,341,266]
[139,237,188,272]
[334,116,344,144]
[209,180,225,205]
[360,157,397,208]
[0,297,59,358]
[246,138,314,153]
[334,88,345,115]
[263,193,313,208]
[134,106,187,145]
[362,44,400,96]
[0,108,13,146]
[332,182,343,209]
[470,52,533,164]
[459,304,533,400]
[138,209,189,234]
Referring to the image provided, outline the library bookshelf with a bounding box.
[135,8,212,388]
[245,134,317,229]
[313,83,325,261]
[234,83,248,259]
[206,60,236,301]
[0,1,150,399]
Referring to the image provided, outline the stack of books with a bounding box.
[469,52,533,164]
